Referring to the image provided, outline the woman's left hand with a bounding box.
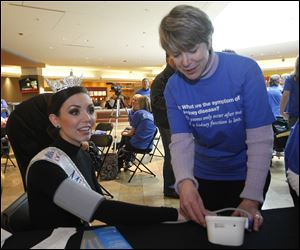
[232,199,263,232]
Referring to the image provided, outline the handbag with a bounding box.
[99,153,118,180]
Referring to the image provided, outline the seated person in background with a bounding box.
[1,98,9,136]
[267,74,283,118]
[136,78,151,98]
[284,119,299,208]
[26,83,185,230]
[118,95,156,169]
[126,94,142,128]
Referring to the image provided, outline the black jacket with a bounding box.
[150,64,175,129]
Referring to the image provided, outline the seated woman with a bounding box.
[284,119,299,208]
[117,95,156,169]
[25,83,185,230]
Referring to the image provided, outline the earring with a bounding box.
[56,125,61,129]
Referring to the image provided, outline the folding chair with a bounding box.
[90,134,114,198]
[95,122,114,135]
[125,128,158,183]
[149,133,164,163]
[1,137,17,173]
[272,117,290,159]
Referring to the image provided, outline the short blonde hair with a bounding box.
[159,5,214,55]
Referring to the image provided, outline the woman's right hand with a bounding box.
[178,179,208,227]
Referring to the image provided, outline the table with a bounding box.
[2,207,298,249]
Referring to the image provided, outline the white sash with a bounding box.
[26,147,91,189]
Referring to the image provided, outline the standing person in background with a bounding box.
[267,74,283,118]
[280,56,299,128]
[284,119,299,208]
[159,5,275,231]
[151,53,178,198]
[136,78,151,98]
[280,73,290,91]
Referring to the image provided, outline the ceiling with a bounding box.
[1,1,299,75]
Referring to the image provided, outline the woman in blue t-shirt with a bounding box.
[159,5,275,232]
[118,95,156,168]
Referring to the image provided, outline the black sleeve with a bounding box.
[27,160,68,197]
[92,199,178,225]
[151,74,168,112]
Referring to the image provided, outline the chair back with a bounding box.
[272,117,290,153]
[90,134,113,169]
[95,122,114,135]
[6,93,53,191]
[90,134,113,148]
[133,127,158,154]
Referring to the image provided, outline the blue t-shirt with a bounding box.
[283,76,299,117]
[1,99,8,119]
[164,52,275,181]
[284,120,299,175]
[136,88,151,98]
[267,85,282,117]
[130,110,156,150]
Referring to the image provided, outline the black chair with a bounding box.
[1,192,31,233]
[124,129,158,183]
[2,94,53,232]
[90,134,114,198]
[149,133,164,163]
[1,137,17,173]
[272,117,290,159]
[95,122,114,135]
[6,93,53,191]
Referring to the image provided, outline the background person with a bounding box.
[280,56,299,128]
[267,74,283,118]
[1,98,9,136]
[151,53,178,198]
[136,78,151,98]
[118,95,156,169]
[25,84,185,230]
[159,5,275,231]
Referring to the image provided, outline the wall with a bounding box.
[1,76,38,103]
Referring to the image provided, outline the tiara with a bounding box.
[45,70,82,93]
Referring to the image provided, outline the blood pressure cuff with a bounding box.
[53,178,105,222]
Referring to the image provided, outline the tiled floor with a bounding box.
[1,122,294,216]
